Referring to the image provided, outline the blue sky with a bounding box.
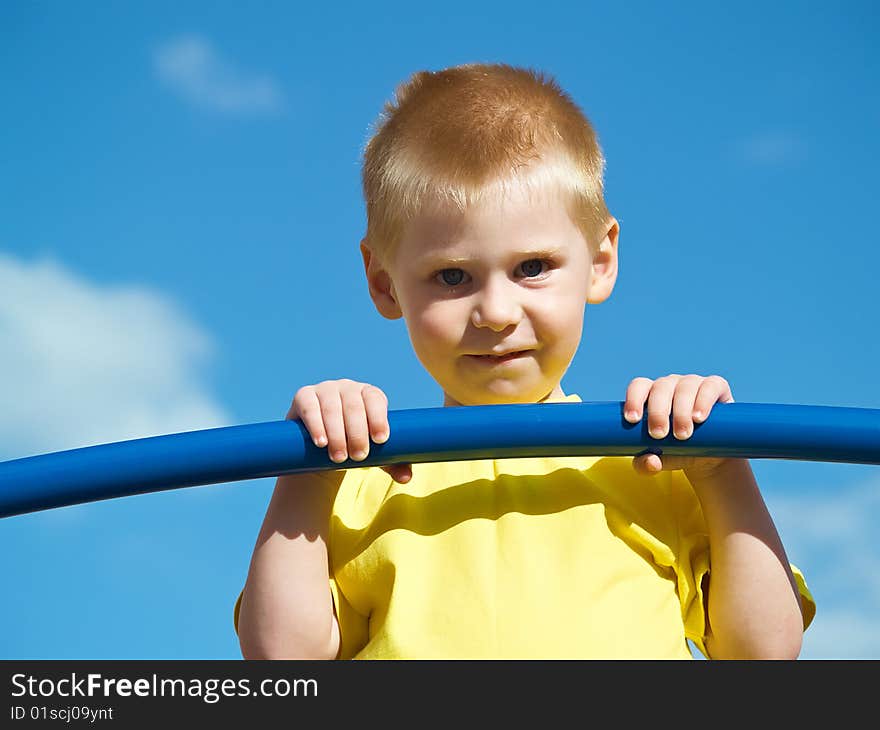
[1,0,878,659]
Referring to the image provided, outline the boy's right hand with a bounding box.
[288,379,413,484]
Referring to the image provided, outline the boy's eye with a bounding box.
[517,259,548,278]
[437,269,468,287]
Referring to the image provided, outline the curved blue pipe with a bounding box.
[0,401,878,519]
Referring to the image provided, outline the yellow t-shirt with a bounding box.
[235,394,815,659]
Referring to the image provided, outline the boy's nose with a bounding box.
[470,279,523,331]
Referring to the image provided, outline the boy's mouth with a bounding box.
[467,350,531,364]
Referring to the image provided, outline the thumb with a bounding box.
[382,463,413,484]
[633,452,663,475]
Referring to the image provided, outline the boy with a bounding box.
[234,63,814,659]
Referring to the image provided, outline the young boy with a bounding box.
[234,63,814,659]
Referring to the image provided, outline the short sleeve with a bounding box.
[329,575,369,659]
[791,563,817,629]
[675,523,711,658]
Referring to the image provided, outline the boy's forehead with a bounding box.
[400,184,577,255]
[418,175,565,219]
[403,204,468,245]
[397,193,583,264]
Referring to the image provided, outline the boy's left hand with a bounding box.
[624,374,735,481]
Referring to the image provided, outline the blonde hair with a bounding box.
[361,62,611,264]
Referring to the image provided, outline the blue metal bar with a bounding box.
[0,401,878,519]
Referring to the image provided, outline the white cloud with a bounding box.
[736,131,807,167]
[765,476,880,658]
[0,253,231,461]
[153,34,284,114]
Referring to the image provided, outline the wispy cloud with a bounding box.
[153,34,284,115]
[735,131,807,167]
[765,476,880,658]
[0,253,231,461]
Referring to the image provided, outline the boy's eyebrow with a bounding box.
[418,247,567,268]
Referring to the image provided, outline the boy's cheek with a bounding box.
[411,306,467,346]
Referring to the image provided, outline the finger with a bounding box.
[624,377,654,422]
[672,375,703,440]
[646,375,680,438]
[362,385,391,444]
[340,382,372,462]
[290,388,328,448]
[693,375,735,423]
[315,382,348,463]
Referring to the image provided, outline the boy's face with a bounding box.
[362,179,618,406]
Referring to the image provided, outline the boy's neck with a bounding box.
[442,384,568,407]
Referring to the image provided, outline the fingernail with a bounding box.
[675,428,691,440]
[650,427,666,438]
[625,410,639,421]
[314,436,327,447]
[693,410,704,421]
[351,449,367,461]
[331,450,347,462]
[373,430,388,443]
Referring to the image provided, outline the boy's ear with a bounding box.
[360,239,403,320]
[587,217,619,304]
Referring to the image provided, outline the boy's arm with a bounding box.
[625,374,805,659]
[237,469,344,660]
[687,459,804,659]
[238,378,410,660]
